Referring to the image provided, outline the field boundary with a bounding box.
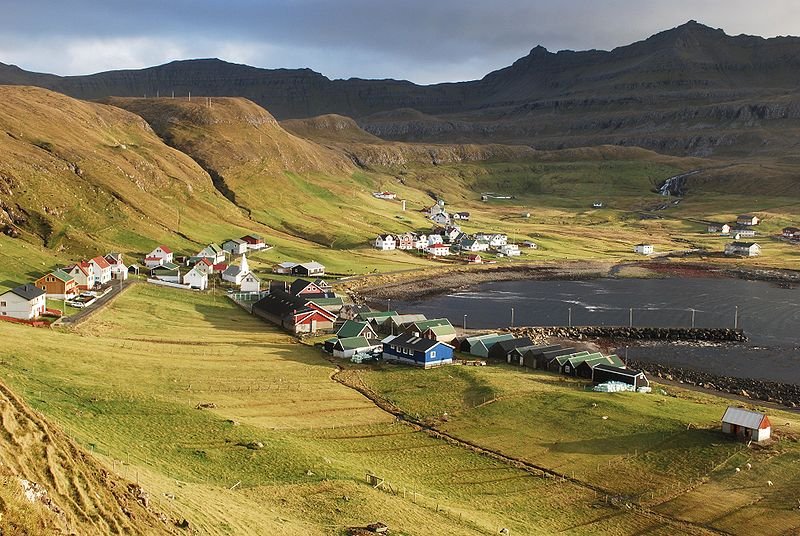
[329,363,733,536]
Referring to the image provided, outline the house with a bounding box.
[396,232,417,250]
[476,233,507,247]
[721,407,771,442]
[708,223,731,234]
[468,334,516,358]
[427,244,451,257]
[289,279,333,299]
[453,212,470,221]
[575,355,625,379]
[35,269,78,299]
[241,234,267,250]
[372,191,397,200]
[273,262,297,274]
[782,227,800,240]
[89,256,112,286]
[337,320,378,340]
[105,253,129,281]
[183,266,209,290]
[291,262,325,277]
[487,337,534,361]
[634,244,654,255]
[499,244,521,256]
[460,333,501,353]
[522,241,538,249]
[431,212,451,226]
[151,263,181,283]
[252,290,336,334]
[222,238,249,256]
[64,262,95,291]
[197,243,225,264]
[191,257,214,275]
[375,234,397,251]
[592,364,649,390]
[514,344,561,367]
[527,347,577,370]
[414,235,430,250]
[404,318,457,343]
[725,242,761,257]
[561,352,606,376]
[223,254,249,285]
[427,234,444,246]
[464,254,482,264]
[444,227,462,243]
[382,333,454,368]
[550,351,589,373]
[145,245,173,268]
[0,284,47,320]
[592,202,604,208]
[357,311,399,330]
[736,215,760,226]
[381,314,428,334]
[240,272,261,293]
[331,336,383,359]
[460,239,489,253]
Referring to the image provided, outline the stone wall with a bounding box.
[510,326,747,343]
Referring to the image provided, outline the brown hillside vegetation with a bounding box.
[0,380,172,534]
[0,86,252,256]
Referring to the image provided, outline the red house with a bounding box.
[241,234,266,250]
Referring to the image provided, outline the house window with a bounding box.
[0,301,5,307]
[430,351,436,358]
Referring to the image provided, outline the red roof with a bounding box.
[241,235,264,244]
[213,263,228,271]
[91,256,111,269]
[197,258,213,266]
[159,245,173,254]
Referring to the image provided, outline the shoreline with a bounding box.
[343,260,800,305]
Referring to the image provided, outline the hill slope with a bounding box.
[0,86,256,259]
[5,22,800,155]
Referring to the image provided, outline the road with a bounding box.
[57,279,137,327]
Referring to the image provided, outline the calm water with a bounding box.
[393,278,800,383]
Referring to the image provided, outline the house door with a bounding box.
[311,319,317,333]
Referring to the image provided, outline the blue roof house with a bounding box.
[382,333,454,369]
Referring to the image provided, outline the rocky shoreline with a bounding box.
[630,360,800,409]
[510,326,747,343]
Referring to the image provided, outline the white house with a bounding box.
[725,242,761,257]
[736,215,760,226]
[273,261,297,274]
[375,234,397,251]
[733,227,757,238]
[145,245,173,268]
[372,191,396,200]
[427,244,451,256]
[223,254,249,285]
[427,234,444,246]
[634,244,654,255]
[477,233,507,247]
[500,244,521,256]
[396,232,417,250]
[414,235,429,250]
[431,212,451,226]
[197,243,226,264]
[105,253,129,281]
[0,284,47,320]
[183,266,209,290]
[444,226,462,243]
[64,262,95,290]
[222,238,249,256]
[89,256,113,286]
[240,272,261,293]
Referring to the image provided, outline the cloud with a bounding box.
[2,0,800,83]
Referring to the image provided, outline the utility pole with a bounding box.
[463,314,467,330]
[629,307,633,328]
[734,305,739,329]
[510,307,514,328]
[691,308,696,328]
[387,298,391,312]
[568,307,572,328]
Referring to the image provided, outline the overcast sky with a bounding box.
[1,1,799,84]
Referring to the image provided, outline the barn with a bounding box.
[487,337,534,361]
[721,407,771,442]
[592,364,650,389]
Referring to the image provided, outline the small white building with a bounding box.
[721,406,771,442]
[223,254,249,285]
[105,253,129,281]
[733,228,757,238]
[431,212,451,226]
[500,244,521,256]
[427,244,451,256]
[707,223,731,234]
[240,272,261,293]
[476,233,507,247]
[725,242,761,257]
[145,245,173,268]
[273,261,297,274]
[414,235,429,250]
[183,266,209,290]
[427,234,444,246]
[522,241,538,249]
[736,215,760,226]
[197,243,226,264]
[222,238,248,256]
[375,234,397,251]
[634,244,654,255]
[0,284,47,320]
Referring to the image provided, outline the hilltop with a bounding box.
[5,22,800,156]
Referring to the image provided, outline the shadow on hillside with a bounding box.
[546,429,719,456]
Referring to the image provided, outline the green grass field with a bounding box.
[1,284,798,534]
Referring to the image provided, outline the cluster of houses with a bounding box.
[781,226,800,241]
[252,278,341,334]
[375,201,526,261]
[0,252,131,320]
[705,215,763,257]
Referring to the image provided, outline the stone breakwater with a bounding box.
[510,326,747,343]
[631,360,800,409]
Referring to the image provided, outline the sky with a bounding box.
[1,1,800,84]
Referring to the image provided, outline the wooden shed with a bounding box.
[592,365,649,390]
[721,407,771,442]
